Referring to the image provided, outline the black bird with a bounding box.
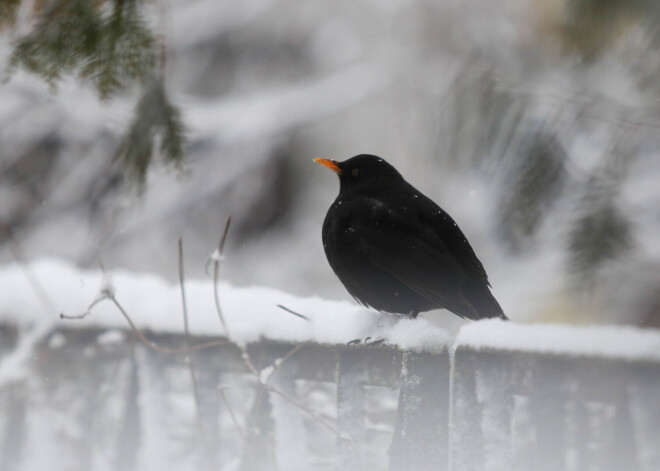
[315,154,507,321]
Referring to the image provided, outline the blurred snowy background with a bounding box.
[2,0,660,327]
[3,3,660,470]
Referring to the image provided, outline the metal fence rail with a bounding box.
[0,325,659,471]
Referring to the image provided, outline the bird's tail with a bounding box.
[464,284,508,321]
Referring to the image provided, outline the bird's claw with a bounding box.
[347,336,385,346]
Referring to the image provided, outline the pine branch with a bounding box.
[114,78,186,188]
[0,0,21,27]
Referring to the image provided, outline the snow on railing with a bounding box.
[1,260,659,470]
[0,322,659,471]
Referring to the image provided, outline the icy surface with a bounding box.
[456,319,660,361]
[0,258,449,349]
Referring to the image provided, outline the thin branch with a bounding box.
[241,349,259,376]
[218,215,232,254]
[262,343,306,384]
[210,228,335,463]
[60,294,109,320]
[4,225,56,314]
[61,247,229,354]
[178,237,210,458]
[58,222,337,455]
[212,216,232,335]
[0,226,59,385]
[61,293,228,354]
[178,238,191,344]
[268,386,347,440]
[276,304,310,321]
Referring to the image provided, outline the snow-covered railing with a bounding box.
[1,260,660,470]
[1,324,659,471]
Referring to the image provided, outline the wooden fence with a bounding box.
[0,324,659,471]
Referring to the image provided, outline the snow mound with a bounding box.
[3,259,658,361]
[456,319,660,362]
[0,258,450,349]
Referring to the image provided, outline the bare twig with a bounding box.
[4,225,56,314]
[60,294,109,320]
[58,219,339,455]
[211,216,232,335]
[60,262,115,320]
[178,238,211,458]
[218,216,232,254]
[268,386,347,440]
[261,343,307,384]
[0,227,59,385]
[276,304,310,321]
[61,245,230,354]
[241,349,259,376]
[178,238,191,343]
[61,293,228,354]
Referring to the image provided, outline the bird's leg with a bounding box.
[408,310,420,319]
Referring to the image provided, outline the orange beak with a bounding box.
[314,158,342,175]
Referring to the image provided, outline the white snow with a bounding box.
[456,319,660,362]
[3,259,660,361]
[209,249,223,263]
[378,317,451,353]
[96,329,127,345]
[2,259,659,363]
[0,258,449,350]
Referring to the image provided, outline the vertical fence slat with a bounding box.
[240,383,274,471]
[531,359,566,471]
[606,389,638,471]
[1,383,26,471]
[134,345,169,471]
[626,363,660,471]
[390,350,450,471]
[451,349,485,471]
[113,350,141,471]
[337,349,367,471]
[474,353,515,471]
[271,373,310,471]
[565,400,589,471]
[191,352,222,471]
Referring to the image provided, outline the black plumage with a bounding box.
[315,154,507,321]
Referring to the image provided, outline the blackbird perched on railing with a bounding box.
[315,154,507,321]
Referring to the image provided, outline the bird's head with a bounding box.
[314,154,403,195]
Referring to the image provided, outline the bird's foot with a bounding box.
[347,336,385,346]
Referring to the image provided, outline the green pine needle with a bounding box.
[115,78,186,188]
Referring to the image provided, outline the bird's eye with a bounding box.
[351,168,362,178]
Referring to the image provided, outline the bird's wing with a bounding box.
[419,199,507,319]
[353,214,479,319]
[419,202,491,285]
